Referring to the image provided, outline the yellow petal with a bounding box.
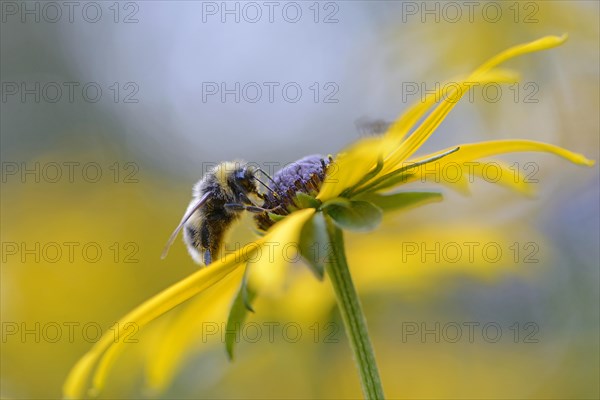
[63,353,99,400]
[63,244,260,398]
[399,160,532,196]
[144,267,244,393]
[467,160,534,196]
[474,34,567,78]
[395,140,594,195]
[381,35,568,173]
[146,209,316,392]
[439,140,594,167]
[386,69,520,142]
[247,208,316,296]
[317,136,392,201]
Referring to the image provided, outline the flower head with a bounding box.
[255,154,331,231]
[64,34,594,398]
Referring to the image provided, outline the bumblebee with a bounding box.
[162,156,331,266]
[161,161,267,265]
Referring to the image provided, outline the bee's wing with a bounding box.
[161,191,211,259]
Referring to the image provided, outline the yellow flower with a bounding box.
[317,34,593,201]
[63,34,594,398]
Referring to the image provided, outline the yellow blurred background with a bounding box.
[1,1,598,398]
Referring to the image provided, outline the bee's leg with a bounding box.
[224,203,244,211]
[200,222,212,266]
[224,203,269,213]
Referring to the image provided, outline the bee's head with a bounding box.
[229,165,258,195]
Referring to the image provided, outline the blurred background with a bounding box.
[1,1,598,398]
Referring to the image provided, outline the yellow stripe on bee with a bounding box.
[213,161,245,196]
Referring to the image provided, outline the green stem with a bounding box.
[324,216,385,400]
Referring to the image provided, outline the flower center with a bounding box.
[254,154,331,231]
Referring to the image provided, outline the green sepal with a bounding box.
[294,192,321,209]
[325,200,382,232]
[322,197,351,209]
[225,265,256,361]
[267,212,286,222]
[298,212,328,280]
[356,191,443,212]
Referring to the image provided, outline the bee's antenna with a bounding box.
[255,177,275,194]
[255,168,278,189]
[161,192,210,259]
